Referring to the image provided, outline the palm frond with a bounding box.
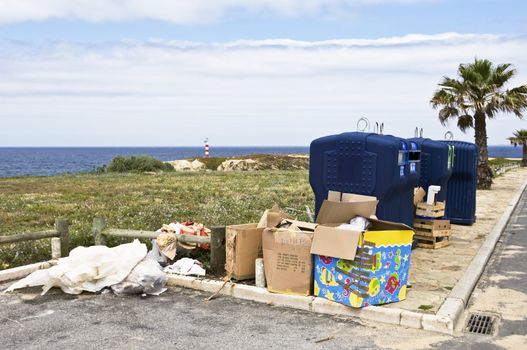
[457,114,473,132]
[500,85,527,118]
[508,129,527,146]
[437,106,460,125]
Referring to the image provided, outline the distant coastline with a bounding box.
[0,145,522,178]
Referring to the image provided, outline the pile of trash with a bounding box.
[154,221,210,262]
[152,221,210,277]
[5,220,212,297]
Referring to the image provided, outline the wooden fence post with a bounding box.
[55,218,69,257]
[93,217,107,246]
[210,226,226,275]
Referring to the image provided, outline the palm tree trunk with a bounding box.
[474,112,493,189]
[523,144,527,167]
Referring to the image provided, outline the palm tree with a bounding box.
[430,58,527,189]
[508,129,527,167]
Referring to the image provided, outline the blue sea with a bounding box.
[0,145,521,178]
[0,147,310,178]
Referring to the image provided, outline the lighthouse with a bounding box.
[204,138,209,158]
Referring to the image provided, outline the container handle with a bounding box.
[380,123,384,135]
[374,122,379,134]
[357,117,370,132]
[414,127,419,137]
[444,131,454,140]
[419,128,424,138]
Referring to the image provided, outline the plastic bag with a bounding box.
[147,239,168,266]
[338,216,372,232]
[111,258,167,296]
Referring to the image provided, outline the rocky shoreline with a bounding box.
[166,154,309,172]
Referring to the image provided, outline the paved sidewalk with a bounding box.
[389,168,527,313]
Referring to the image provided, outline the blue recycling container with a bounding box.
[310,132,421,227]
[408,138,454,203]
[440,140,478,225]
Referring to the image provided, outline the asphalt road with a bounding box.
[1,284,393,350]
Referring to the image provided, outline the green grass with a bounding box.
[488,158,521,167]
[0,171,312,269]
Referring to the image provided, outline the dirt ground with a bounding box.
[386,167,527,313]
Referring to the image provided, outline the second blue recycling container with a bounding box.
[310,132,421,227]
[408,137,454,203]
[440,140,478,225]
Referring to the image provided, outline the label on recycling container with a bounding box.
[410,162,417,173]
[400,165,405,177]
[448,145,455,169]
[398,150,407,166]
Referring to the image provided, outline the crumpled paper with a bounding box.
[164,258,205,276]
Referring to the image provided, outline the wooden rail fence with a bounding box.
[92,218,226,275]
[0,218,69,259]
[493,163,521,176]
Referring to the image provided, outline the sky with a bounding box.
[0,0,526,146]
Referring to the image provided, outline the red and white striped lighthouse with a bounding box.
[204,138,209,158]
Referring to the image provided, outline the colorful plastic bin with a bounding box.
[313,228,414,307]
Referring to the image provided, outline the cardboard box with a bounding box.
[414,187,426,206]
[310,192,414,308]
[225,206,291,280]
[261,194,378,296]
[225,224,263,280]
[262,220,316,296]
[317,191,378,224]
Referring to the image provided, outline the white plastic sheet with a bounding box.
[7,240,147,295]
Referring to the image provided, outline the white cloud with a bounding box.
[0,0,435,24]
[0,33,526,146]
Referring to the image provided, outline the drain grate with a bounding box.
[464,313,499,335]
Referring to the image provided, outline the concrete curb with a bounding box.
[0,260,56,283]
[166,275,418,328]
[435,177,527,333]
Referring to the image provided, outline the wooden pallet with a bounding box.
[413,218,451,237]
[415,234,450,249]
[416,201,445,218]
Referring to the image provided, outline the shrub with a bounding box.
[105,155,174,173]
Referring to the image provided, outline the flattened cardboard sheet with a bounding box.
[414,187,426,206]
